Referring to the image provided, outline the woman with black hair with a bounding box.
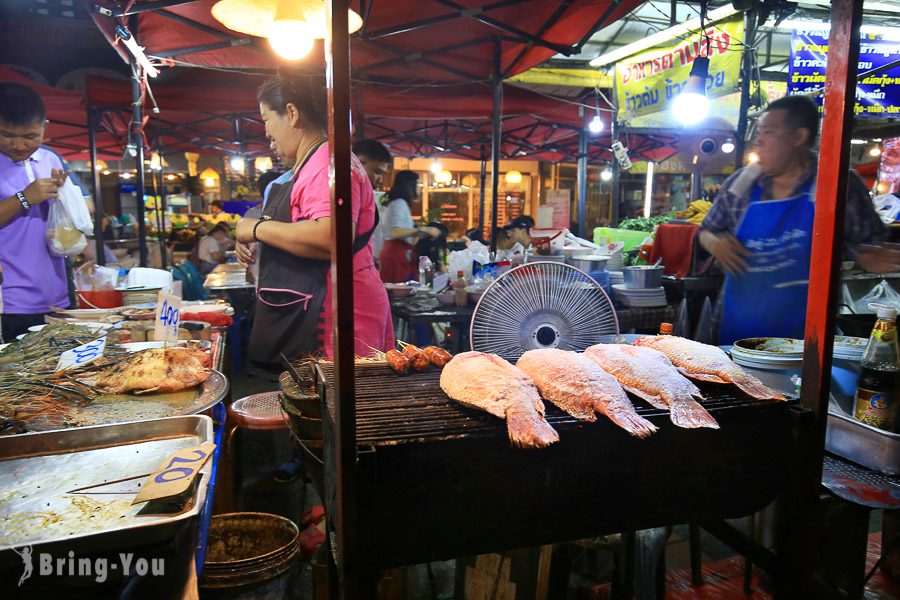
[378,170,441,282]
[413,221,449,272]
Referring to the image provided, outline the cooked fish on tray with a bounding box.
[440,351,559,449]
[633,336,785,401]
[516,349,657,439]
[93,348,211,395]
[585,344,719,429]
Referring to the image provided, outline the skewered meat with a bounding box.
[440,351,559,449]
[633,336,785,400]
[402,344,430,370]
[517,349,657,438]
[422,346,452,367]
[94,348,210,394]
[585,344,719,429]
[386,349,410,374]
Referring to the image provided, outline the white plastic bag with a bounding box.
[853,280,900,313]
[58,177,94,234]
[46,200,87,256]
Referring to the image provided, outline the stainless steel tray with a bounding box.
[0,415,213,550]
[826,409,900,476]
[21,370,228,433]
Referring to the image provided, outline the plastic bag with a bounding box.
[852,280,900,313]
[46,200,87,256]
[448,241,490,282]
[58,177,94,234]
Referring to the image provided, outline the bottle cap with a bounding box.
[870,303,898,321]
[659,322,673,335]
[457,270,464,277]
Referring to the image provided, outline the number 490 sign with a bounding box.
[154,290,182,343]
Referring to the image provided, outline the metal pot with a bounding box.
[622,265,664,289]
[570,254,611,272]
[562,246,592,264]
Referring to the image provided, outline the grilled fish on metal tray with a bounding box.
[584,344,719,429]
[516,349,657,438]
[93,348,211,394]
[440,351,559,449]
[633,336,785,401]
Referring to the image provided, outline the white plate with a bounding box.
[612,284,665,294]
[51,307,121,319]
[27,324,47,333]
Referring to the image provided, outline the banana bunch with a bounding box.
[674,200,712,225]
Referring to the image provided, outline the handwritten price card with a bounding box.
[56,337,107,372]
[154,290,182,343]
[133,442,216,505]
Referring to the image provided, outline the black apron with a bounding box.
[248,153,378,364]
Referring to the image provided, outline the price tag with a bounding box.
[55,336,106,372]
[132,442,216,505]
[154,290,182,342]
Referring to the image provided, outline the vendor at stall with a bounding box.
[378,170,441,282]
[234,68,394,363]
[192,223,231,275]
[0,83,70,342]
[699,95,899,344]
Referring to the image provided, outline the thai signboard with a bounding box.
[614,16,744,122]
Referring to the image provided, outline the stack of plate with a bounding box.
[608,271,624,286]
[833,336,867,362]
[612,284,667,307]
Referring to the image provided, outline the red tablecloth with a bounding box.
[650,223,698,277]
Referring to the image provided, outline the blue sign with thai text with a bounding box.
[789,28,900,118]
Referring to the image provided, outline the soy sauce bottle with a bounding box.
[853,304,899,432]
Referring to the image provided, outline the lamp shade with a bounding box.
[200,167,220,188]
[434,169,453,184]
[255,157,273,172]
[504,170,523,185]
[212,0,362,39]
[461,174,478,187]
[87,159,108,170]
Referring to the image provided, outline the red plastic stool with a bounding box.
[217,392,289,512]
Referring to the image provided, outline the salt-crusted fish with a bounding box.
[633,336,785,401]
[585,344,719,429]
[516,349,657,438]
[440,351,559,448]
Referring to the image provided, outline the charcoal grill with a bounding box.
[317,362,801,571]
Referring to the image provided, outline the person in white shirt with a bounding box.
[378,170,440,282]
[195,223,230,275]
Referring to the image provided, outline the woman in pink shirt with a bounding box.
[235,70,393,364]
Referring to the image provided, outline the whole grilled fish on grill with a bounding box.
[440,351,559,449]
[516,349,657,438]
[585,344,719,429]
[633,336,785,401]
[94,348,211,394]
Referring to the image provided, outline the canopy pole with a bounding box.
[489,39,502,253]
[158,153,169,269]
[479,146,487,235]
[88,108,106,267]
[734,9,758,169]
[129,59,148,267]
[778,0,862,595]
[326,0,365,596]
[576,107,588,238]
[610,119,620,227]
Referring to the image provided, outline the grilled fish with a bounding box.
[516,349,657,438]
[633,336,785,401]
[585,344,719,429]
[440,351,559,449]
[94,348,211,394]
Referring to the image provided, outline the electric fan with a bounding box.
[470,261,619,362]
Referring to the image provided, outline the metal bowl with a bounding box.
[622,265,664,289]
[570,254,611,272]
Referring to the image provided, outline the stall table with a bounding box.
[391,303,473,353]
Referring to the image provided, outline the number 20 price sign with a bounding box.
[154,290,182,343]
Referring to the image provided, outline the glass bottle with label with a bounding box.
[853,304,899,432]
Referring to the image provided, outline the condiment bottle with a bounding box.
[852,304,899,432]
[454,270,468,307]
[659,322,673,335]
[418,255,433,288]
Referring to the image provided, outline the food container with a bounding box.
[122,286,161,306]
[384,283,414,299]
[562,246,592,264]
[826,409,900,476]
[622,265,664,289]
[570,254,611,272]
[435,291,455,305]
[76,289,123,309]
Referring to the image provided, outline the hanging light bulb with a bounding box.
[588,113,604,134]
[600,169,613,182]
[267,0,314,60]
[746,151,759,164]
[299,0,363,38]
[869,146,882,157]
[672,57,710,125]
[721,139,735,154]
[504,170,523,185]
[230,156,246,173]
[149,151,163,171]
[429,160,443,175]
[211,0,363,43]
[434,169,453,185]
[200,167,220,188]
[255,156,273,172]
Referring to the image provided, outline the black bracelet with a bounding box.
[252,217,270,242]
[15,191,30,211]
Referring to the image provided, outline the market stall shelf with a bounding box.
[317,361,800,570]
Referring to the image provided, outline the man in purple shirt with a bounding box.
[0,83,70,342]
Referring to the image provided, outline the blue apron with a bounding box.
[719,181,815,345]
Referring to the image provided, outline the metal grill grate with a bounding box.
[317,362,790,445]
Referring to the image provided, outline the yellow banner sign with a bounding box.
[615,16,744,121]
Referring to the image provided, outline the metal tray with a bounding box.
[0,415,213,551]
[20,370,228,433]
[826,409,900,476]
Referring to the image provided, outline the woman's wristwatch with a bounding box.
[15,191,31,211]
